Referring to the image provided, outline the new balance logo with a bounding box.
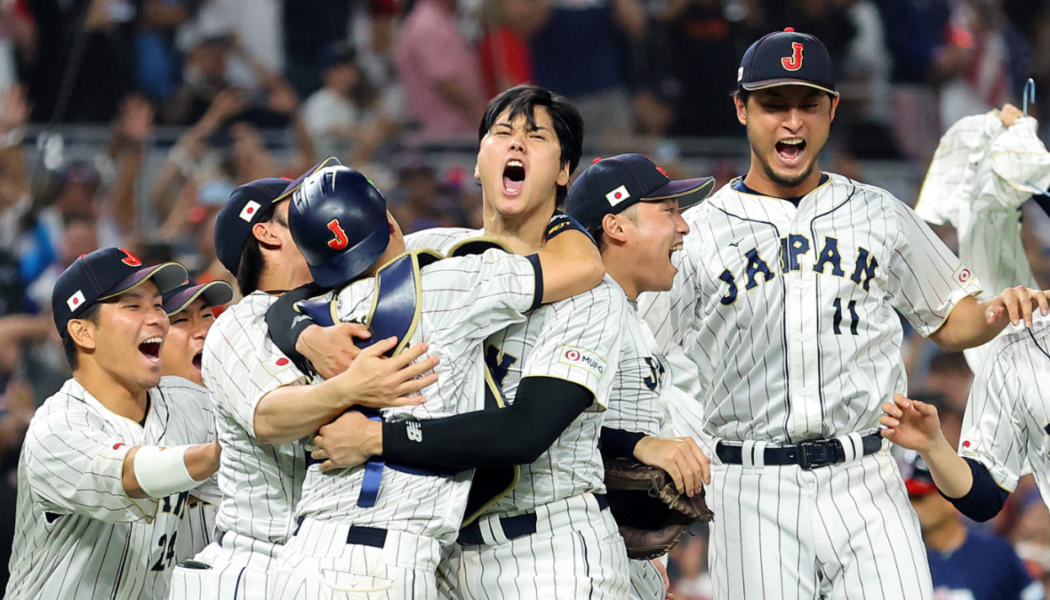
[406,421,422,442]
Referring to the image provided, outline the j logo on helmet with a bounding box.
[327,219,349,250]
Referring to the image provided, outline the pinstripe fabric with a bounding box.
[5,378,216,600]
[628,559,666,600]
[960,315,1050,496]
[637,174,970,598]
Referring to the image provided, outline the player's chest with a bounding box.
[617,316,668,394]
[697,198,895,306]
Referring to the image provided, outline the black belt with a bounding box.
[716,434,882,470]
[293,517,388,549]
[457,494,610,546]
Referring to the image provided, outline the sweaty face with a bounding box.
[737,87,837,194]
[623,200,690,293]
[160,297,215,386]
[90,281,170,393]
[475,106,569,220]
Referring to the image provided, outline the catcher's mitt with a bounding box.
[603,458,714,560]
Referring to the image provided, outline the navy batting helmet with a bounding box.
[288,166,390,288]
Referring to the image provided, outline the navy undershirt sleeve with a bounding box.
[940,457,1010,522]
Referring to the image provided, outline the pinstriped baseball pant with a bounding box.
[168,530,280,600]
[707,449,933,599]
[267,519,443,600]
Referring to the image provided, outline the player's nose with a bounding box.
[675,213,690,235]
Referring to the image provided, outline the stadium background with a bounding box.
[1,0,1049,597]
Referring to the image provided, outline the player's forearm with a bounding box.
[917,434,974,499]
[537,230,605,303]
[929,296,1004,351]
[254,381,349,445]
[122,442,222,499]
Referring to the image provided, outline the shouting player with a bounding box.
[638,29,1050,599]
[564,154,714,600]
[167,175,440,600]
[267,164,604,599]
[269,85,632,598]
[5,248,221,600]
[158,277,234,564]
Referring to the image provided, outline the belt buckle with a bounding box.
[797,440,834,470]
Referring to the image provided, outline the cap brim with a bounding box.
[99,262,189,300]
[163,281,234,315]
[643,176,716,210]
[905,479,937,496]
[741,80,837,95]
[274,157,342,204]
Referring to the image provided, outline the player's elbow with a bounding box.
[253,418,295,446]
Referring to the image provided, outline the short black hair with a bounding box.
[479,85,584,205]
[733,87,837,105]
[62,302,105,370]
[235,203,286,296]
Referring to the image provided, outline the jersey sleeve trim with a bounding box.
[526,253,543,311]
[520,374,607,410]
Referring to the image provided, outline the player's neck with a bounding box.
[603,249,641,300]
[258,254,312,296]
[481,203,552,255]
[742,162,823,199]
[923,517,968,553]
[73,364,149,422]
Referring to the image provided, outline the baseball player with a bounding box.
[562,153,715,600]
[879,313,1050,533]
[268,84,632,599]
[167,174,441,600]
[5,248,222,600]
[267,164,605,599]
[157,277,234,564]
[637,29,1050,599]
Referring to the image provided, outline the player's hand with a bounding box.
[997,103,1024,127]
[633,436,710,496]
[652,558,674,600]
[333,337,439,409]
[311,410,381,472]
[879,393,944,452]
[297,323,368,379]
[984,286,1050,329]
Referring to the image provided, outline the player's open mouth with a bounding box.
[139,337,163,364]
[775,138,806,165]
[503,159,526,196]
[669,243,683,257]
[192,351,203,371]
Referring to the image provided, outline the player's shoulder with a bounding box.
[544,276,628,316]
[982,315,1050,372]
[25,380,104,440]
[404,227,482,253]
[206,292,272,344]
[156,376,209,403]
[824,173,909,209]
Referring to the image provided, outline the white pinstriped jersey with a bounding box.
[406,228,627,516]
[201,292,310,547]
[959,315,1050,496]
[603,296,671,438]
[639,174,982,444]
[295,249,538,542]
[5,378,215,600]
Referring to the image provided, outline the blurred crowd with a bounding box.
[2,0,1050,597]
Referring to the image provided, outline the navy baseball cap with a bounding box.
[564,154,715,231]
[738,28,836,95]
[52,247,188,335]
[902,451,937,496]
[213,158,341,276]
[161,277,234,316]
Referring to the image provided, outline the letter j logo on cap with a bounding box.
[782,42,804,71]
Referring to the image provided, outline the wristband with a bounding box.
[546,210,596,245]
[133,445,198,498]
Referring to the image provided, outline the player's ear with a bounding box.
[67,318,97,352]
[474,162,480,180]
[556,162,570,187]
[602,213,628,244]
[252,221,282,249]
[829,92,840,122]
[735,96,747,126]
